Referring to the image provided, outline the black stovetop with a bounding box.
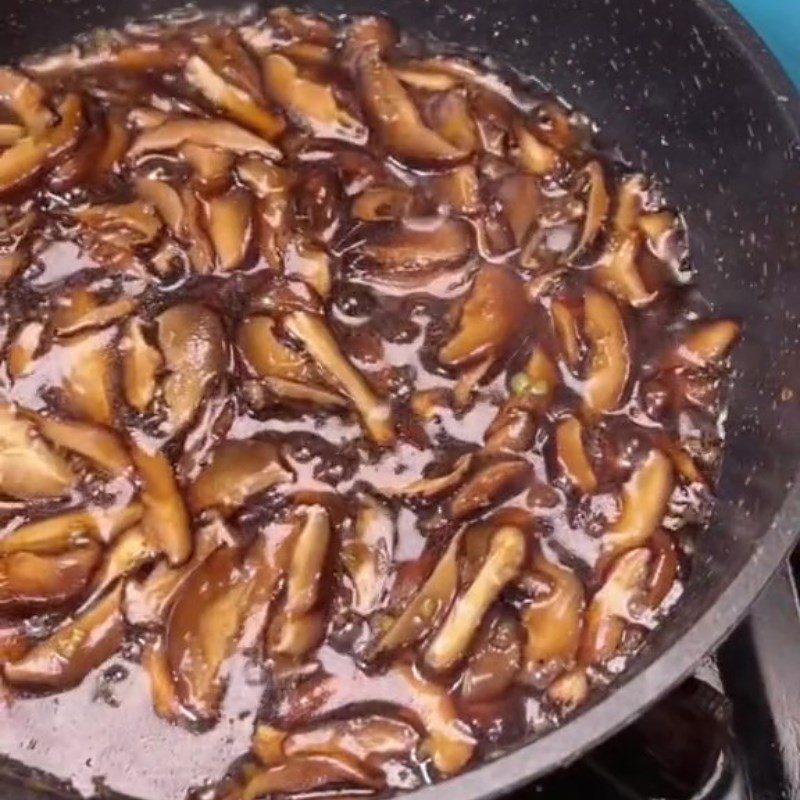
[514,556,800,800]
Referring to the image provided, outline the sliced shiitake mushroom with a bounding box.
[579,547,650,665]
[662,319,741,369]
[375,534,461,654]
[143,638,180,720]
[284,505,330,616]
[30,413,131,476]
[522,549,584,671]
[166,544,253,720]
[595,233,653,306]
[4,583,124,689]
[581,289,630,418]
[157,303,227,431]
[89,524,156,598]
[425,525,525,671]
[239,753,384,800]
[73,201,163,246]
[182,143,234,191]
[52,291,137,337]
[285,311,394,445]
[352,185,413,221]
[569,160,609,258]
[263,54,365,141]
[429,165,480,215]
[427,90,479,154]
[6,320,43,379]
[450,459,531,520]
[0,403,76,499]
[460,611,523,703]
[134,177,185,238]
[59,327,117,426]
[555,416,597,493]
[602,449,674,561]
[206,189,253,271]
[485,345,559,452]
[185,55,285,140]
[284,240,331,298]
[547,667,588,708]
[0,124,24,146]
[124,522,222,626]
[393,453,473,500]
[513,119,558,175]
[0,93,83,194]
[237,315,344,408]
[0,544,100,610]
[189,439,294,516]
[268,608,327,658]
[263,714,420,764]
[550,298,581,367]
[131,443,191,566]
[129,117,282,160]
[0,503,142,556]
[121,318,163,413]
[0,69,54,134]
[440,264,528,366]
[360,217,472,277]
[354,47,468,165]
[394,662,475,776]
[343,494,394,616]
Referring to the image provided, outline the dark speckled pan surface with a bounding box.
[0,1,798,798]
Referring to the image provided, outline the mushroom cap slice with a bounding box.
[425,525,525,671]
[31,413,131,476]
[285,311,394,445]
[240,753,384,800]
[185,55,285,140]
[393,662,476,776]
[375,533,461,654]
[0,403,76,499]
[663,319,741,369]
[121,318,163,413]
[522,549,585,668]
[354,47,469,165]
[555,416,597,493]
[4,583,124,690]
[581,289,630,418]
[343,494,395,616]
[0,503,142,556]
[60,327,117,426]
[129,117,282,159]
[206,189,253,271]
[450,459,531,520]
[439,264,528,366]
[157,303,227,432]
[166,544,252,720]
[580,547,651,665]
[131,444,192,566]
[263,54,366,142]
[360,217,472,276]
[392,453,473,499]
[602,449,674,561]
[284,505,330,616]
[0,68,54,134]
[0,544,100,610]
[188,439,294,516]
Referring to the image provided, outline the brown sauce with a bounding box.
[0,7,740,799]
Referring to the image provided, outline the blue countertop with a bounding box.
[730,0,800,85]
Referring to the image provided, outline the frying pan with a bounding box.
[1,0,799,798]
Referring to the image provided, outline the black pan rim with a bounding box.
[402,1,800,797]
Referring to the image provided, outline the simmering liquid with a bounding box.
[0,7,739,799]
